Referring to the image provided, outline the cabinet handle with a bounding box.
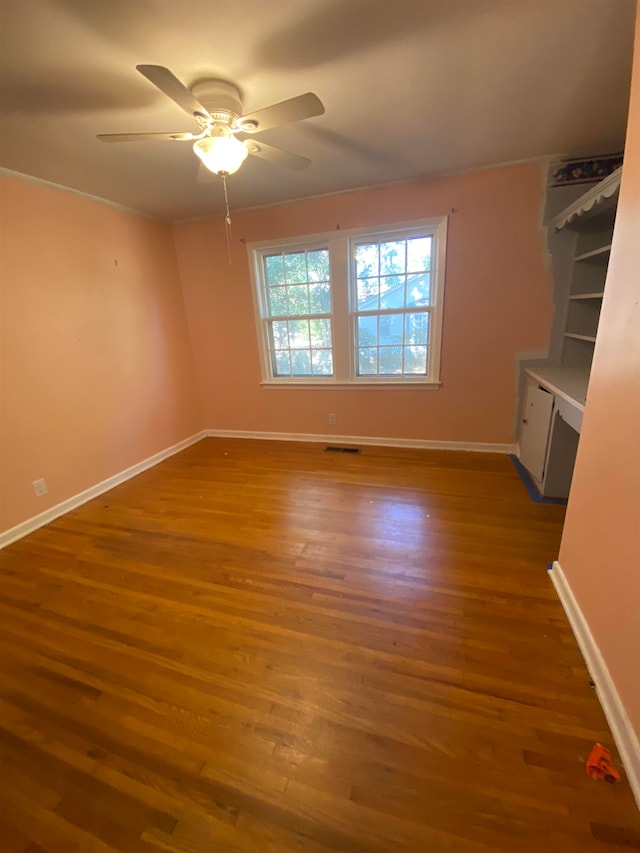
[522,418,528,424]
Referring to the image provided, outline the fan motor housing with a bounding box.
[191,79,243,125]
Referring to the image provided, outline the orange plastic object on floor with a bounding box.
[586,744,621,783]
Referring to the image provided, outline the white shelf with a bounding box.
[569,292,604,301]
[564,332,596,343]
[574,244,612,263]
[526,367,590,411]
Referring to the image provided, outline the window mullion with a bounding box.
[328,235,350,382]
[354,306,433,318]
[265,312,331,323]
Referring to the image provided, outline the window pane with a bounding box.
[274,350,291,376]
[358,348,378,375]
[271,320,289,349]
[291,349,312,375]
[405,312,429,345]
[284,252,307,284]
[407,236,431,272]
[379,313,403,346]
[261,245,335,382]
[380,275,405,309]
[309,318,332,348]
[406,273,431,307]
[357,277,379,310]
[307,249,330,282]
[268,286,288,316]
[287,284,309,315]
[312,350,333,375]
[379,346,403,374]
[265,254,285,286]
[405,345,428,374]
[357,315,378,346]
[380,241,406,275]
[356,243,379,279]
[309,282,331,313]
[289,319,310,349]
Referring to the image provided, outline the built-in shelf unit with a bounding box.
[553,168,621,372]
[517,167,622,499]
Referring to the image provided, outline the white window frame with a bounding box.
[248,217,448,388]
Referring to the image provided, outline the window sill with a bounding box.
[260,380,442,390]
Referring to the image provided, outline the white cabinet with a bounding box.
[519,381,554,483]
[519,371,581,499]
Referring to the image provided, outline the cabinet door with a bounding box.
[519,383,554,484]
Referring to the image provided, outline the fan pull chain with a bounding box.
[221,173,233,265]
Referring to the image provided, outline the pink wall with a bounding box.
[173,162,553,444]
[0,175,202,534]
[558,20,640,741]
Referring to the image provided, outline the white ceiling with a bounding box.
[0,0,635,222]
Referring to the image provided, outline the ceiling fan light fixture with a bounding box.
[193,134,248,175]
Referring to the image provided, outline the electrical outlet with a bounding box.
[32,478,48,497]
[328,413,336,425]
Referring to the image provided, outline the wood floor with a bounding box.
[1,438,638,852]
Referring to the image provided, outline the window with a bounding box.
[249,217,447,386]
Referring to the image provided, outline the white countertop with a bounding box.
[525,367,590,411]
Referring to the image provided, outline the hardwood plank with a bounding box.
[1,438,638,851]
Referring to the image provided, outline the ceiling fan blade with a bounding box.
[239,93,324,133]
[97,131,199,143]
[136,64,210,119]
[245,140,311,171]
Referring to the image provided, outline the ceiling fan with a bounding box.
[97,65,324,177]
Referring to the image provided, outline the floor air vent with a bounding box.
[325,446,361,454]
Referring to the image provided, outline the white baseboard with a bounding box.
[0,431,208,550]
[205,429,517,454]
[550,561,640,811]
